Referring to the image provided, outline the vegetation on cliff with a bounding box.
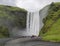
[39,2,60,42]
[0,5,27,38]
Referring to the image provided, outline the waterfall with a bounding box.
[26,11,40,36]
[8,6,49,37]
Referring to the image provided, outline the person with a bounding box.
[31,35,36,38]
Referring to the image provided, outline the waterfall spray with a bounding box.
[26,11,40,36]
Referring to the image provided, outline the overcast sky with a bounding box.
[0,0,60,11]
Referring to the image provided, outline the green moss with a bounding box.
[39,2,60,42]
[42,35,60,42]
[0,5,27,38]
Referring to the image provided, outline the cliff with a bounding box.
[39,2,60,42]
[0,5,27,38]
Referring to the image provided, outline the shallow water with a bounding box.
[5,37,60,46]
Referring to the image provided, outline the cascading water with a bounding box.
[0,0,59,37]
[26,11,40,36]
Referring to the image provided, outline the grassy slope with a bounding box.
[0,5,27,38]
[39,2,60,42]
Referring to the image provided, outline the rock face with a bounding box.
[0,5,27,38]
[39,5,50,32]
[39,2,60,42]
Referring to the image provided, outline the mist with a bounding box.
[0,0,60,11]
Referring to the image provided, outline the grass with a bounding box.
[39,2,60,42]
[42,35,60,42]
[0,5,27,38]
[42,19,60,42]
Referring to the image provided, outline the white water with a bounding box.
[0,0,60,36]
[26,11,40,36]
